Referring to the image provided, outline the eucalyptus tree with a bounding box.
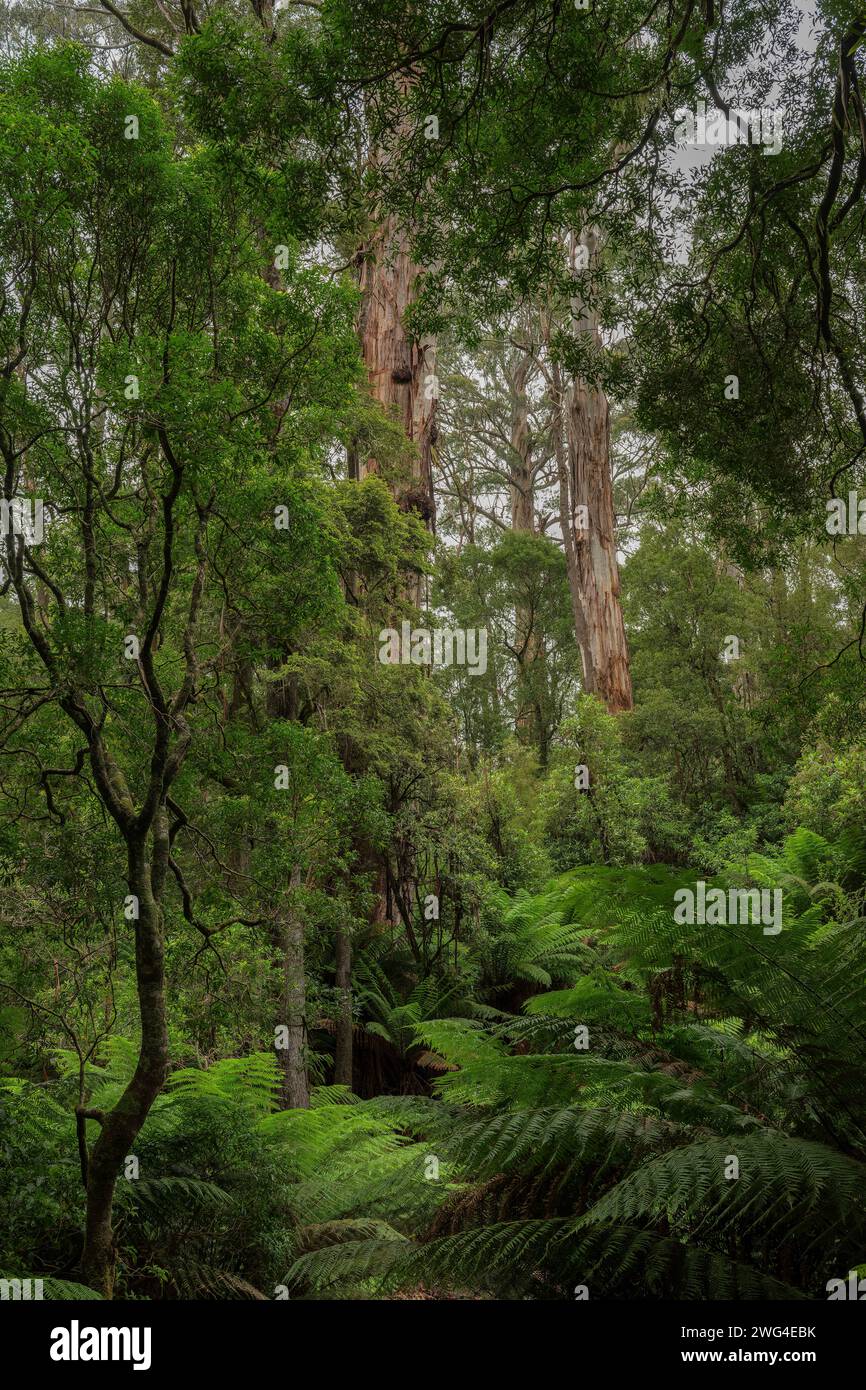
[435,313,559,542]
[324,0,797,712]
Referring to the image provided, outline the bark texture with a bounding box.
[354,200,437,607]
[81,833,170,1297]
[356,213,437,500]
[558,231,633,713]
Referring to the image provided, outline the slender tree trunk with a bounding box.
[509,347,535,536]
[550,360,591,666]
[509,344,546,750]
[80,831,170,1297]
[333,925,353,1089]
[277,864,309,1110]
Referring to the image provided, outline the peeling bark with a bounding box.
[353,92,437,611]
[559,231,633,713]
[355,208,438,539]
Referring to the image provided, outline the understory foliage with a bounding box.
[4,831,865,1300]
[278,837,866,1301]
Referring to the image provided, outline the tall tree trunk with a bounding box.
[550,358,592,668]
[565,375,632,712]
[333,925,353,1088]
[509,344,545,751]
[277,864,309,1109]
[349,105,438,935]
[354,165,437,607]
[559,231,633,713]
[355,212,437,512]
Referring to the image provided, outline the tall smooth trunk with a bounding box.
[509,345,546,751]
[551,358,591,661]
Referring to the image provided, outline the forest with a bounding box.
[1,0,865,1313]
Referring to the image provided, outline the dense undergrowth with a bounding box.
[5,830,865,1301]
